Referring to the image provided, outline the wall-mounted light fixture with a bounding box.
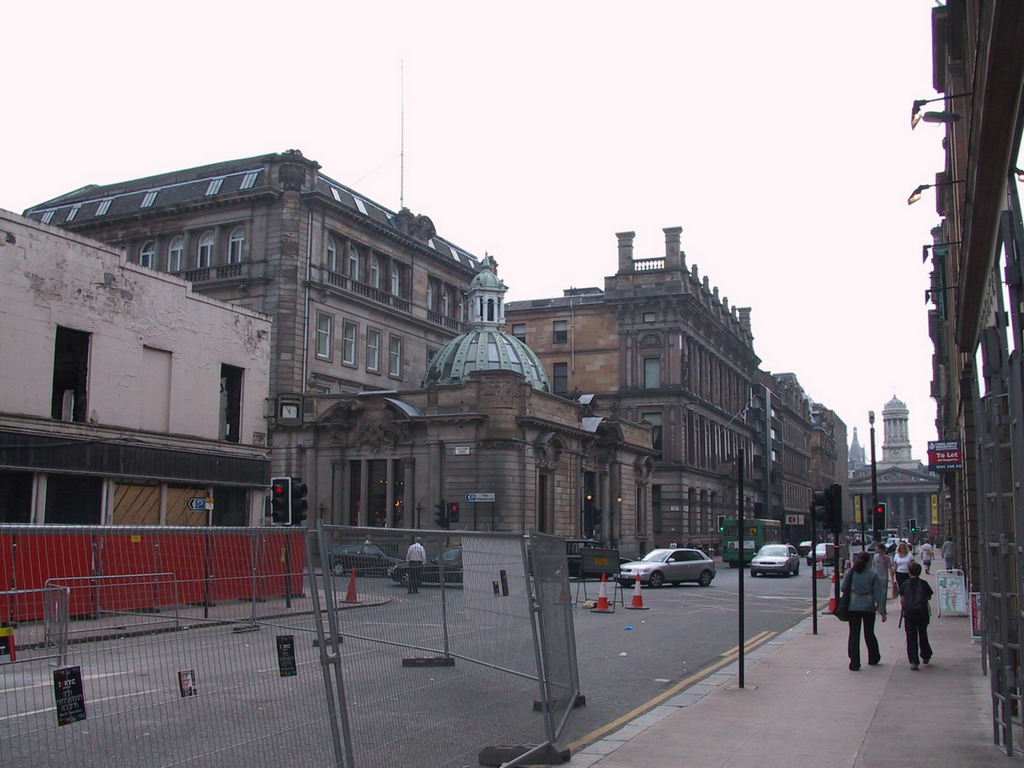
[922,241,961,263]
[907,179,964,206]
[911,92,972,129]
[925,285,957,303]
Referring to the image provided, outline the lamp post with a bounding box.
[869,411,879,543]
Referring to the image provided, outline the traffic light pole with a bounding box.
[869,411,879,544]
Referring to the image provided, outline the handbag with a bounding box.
[835,589,851,621]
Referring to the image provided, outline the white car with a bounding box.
[617,548,716,588]
[750,544,801,577]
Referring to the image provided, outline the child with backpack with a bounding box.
[899,561,934,670]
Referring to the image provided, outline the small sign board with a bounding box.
[466,492,496,502]
[785,514,803,525]
[453,445,472,455]
[178,669,198,697]
[188,497,211,511]
[54,666,87,726]
[970,592,983,638]
[276,635,297,677]
[579,548,621,577]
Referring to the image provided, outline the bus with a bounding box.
[722,518,782,567]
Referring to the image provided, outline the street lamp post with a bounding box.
[870,411,879,543]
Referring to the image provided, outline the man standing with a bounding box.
[406,537,426,593]
[941,536,957,571]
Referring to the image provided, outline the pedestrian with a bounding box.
[893,541,915,592]
[871,541,893,593]
[919,540,934,574]
[405,537,426,593]
[899,561,934,670]
[841,550,888,671]
[941,536,957,571]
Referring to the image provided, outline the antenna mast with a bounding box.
[400,59,405,210]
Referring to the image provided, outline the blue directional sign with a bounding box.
[466,493,495,502]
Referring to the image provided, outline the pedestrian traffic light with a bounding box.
[448,501,460,524]
[909,517,919,533]
[290,477,308,525]
[434,499,449,529]
[270,477,291,524]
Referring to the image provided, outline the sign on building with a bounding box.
[927,440,963,472]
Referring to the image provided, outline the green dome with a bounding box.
[423,329,550,391]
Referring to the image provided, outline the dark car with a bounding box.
[328,543,403,577]
[389,546,463,587]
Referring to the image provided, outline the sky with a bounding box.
[3,0,968,461]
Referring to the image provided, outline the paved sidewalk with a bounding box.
[567,571,1011,767]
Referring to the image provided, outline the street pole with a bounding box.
[737,447,745,689]
[869,411,879,543]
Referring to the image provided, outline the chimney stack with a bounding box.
[616,231,635,273]
[663,226,682,270]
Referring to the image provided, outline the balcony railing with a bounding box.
[183,263,244,283]
[633,257,665,272]
[323,272,413,315]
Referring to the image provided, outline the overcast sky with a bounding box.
[6,0,998,462]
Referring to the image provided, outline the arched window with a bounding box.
[391,265,401,296]
[326,235,338,272]
[197,230,215,268]
[370,257,381,289]
[349,244,362,281]
[139,240,156,269]
[227,226,245,264]
[442,291,450,316]
[168,236,184,272]
[426,284,434,310]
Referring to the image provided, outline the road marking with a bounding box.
[567,630,778,752]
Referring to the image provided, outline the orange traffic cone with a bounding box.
[815,558,824,579]
[591,573,614,613]
[826,571,838,613]
[625,573,648,610]
[343,568,360,603]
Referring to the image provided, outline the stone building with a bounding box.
[0,210,271,525]
[23,150,480,524]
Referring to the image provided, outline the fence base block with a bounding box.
[401,656,455,667]
[479,744,570,766]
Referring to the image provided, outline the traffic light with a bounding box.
[448,502,460,524]
[824,483,843,533]
[434,499,449,529]
[717,514,726,532]
[909,517,919,533]
[270,477,291,524]
[290,477,308,525]
[874,502,887,531]
[811,489,828,526]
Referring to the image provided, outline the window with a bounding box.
[390,264,401,296]
[240,170,259,190]
[426,347,438,366]
[220,364,243,443]
[553,320,568,344]
[316,312,334,359]
[52,326,90,422]
[643,312,657,323]
[342,321,358,365]
[642,412,663,452]
[553,362,568,395]
[348,244,361,281]
[41,210,54,224]
[389,336,403,377]
[66,206,80,222]
[512,324,527,342]
[366,329,381,372]
[205,178,224,196]
[141,190,158,208]
[644,357,661,389]
[370,257,381,289]
[197,230,215,268]
[227,226,245,264]
[326,235,338,273]
[426,283,434,310]
[168,236,184,272]
[442,291,450,316]
[139,241,155,268]
[96,199,112,215]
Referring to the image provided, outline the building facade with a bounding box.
[0,210,271,525]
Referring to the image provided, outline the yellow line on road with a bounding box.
[567,629,778,752]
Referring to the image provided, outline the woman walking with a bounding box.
[893,541,915,592]
[841,550,888,671]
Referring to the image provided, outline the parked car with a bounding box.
[617,548,715,588]
[388,546,463,587]
[328,543,403,577]
[750,544,801,577]
[807,542,829,566]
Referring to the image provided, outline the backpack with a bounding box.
[903,579,930,619]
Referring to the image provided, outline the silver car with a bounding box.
[617,548,716,588]
[750,544,801,577]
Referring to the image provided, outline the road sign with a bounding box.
[188,497,210,511]
[785,514,802,525]
[466,492,495,502]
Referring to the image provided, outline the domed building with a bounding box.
[299,255,656,554]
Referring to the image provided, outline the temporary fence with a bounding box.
[0,524,581,767]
